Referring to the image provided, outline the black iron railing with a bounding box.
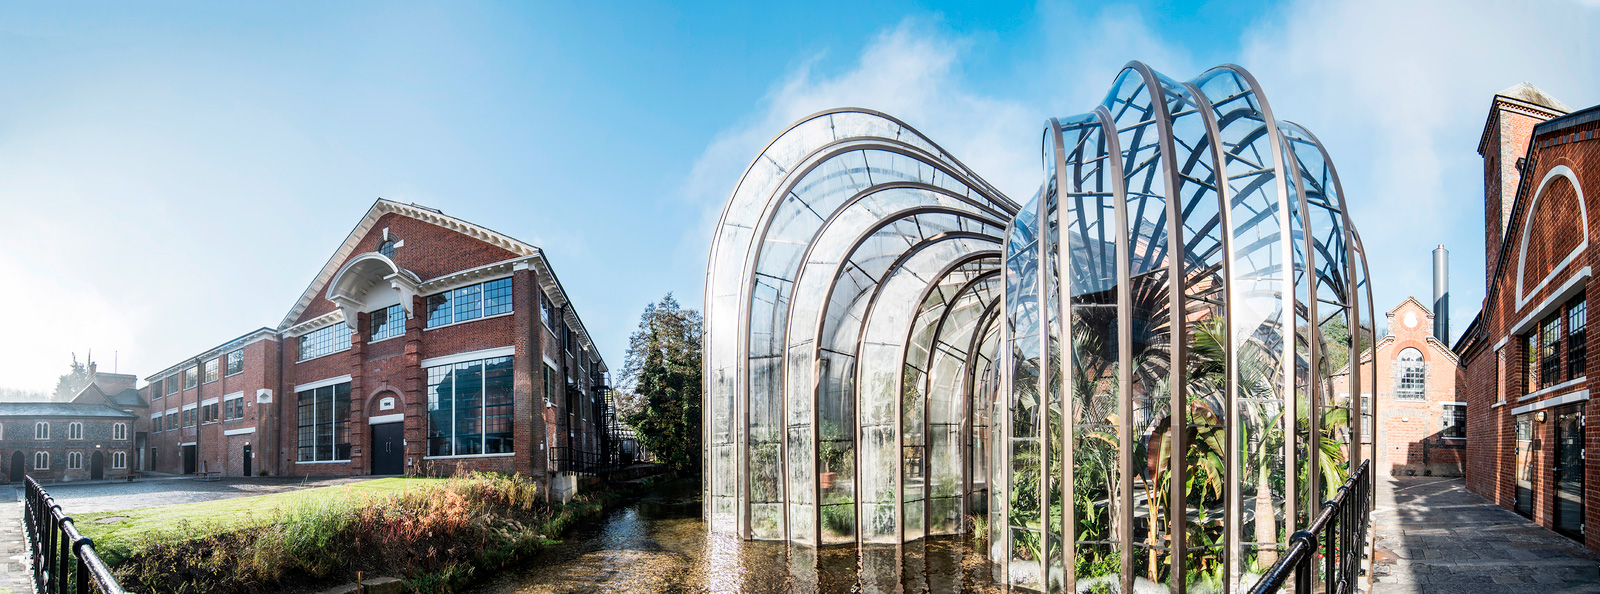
[24,476,130,594]
[1249,460,1373,594]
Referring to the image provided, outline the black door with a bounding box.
[90,452,104,480]
[370,423,403,475]
[1555,406,1585,540]
[243,445,252,477]
[8,451,22,482]
[182,444,197,474]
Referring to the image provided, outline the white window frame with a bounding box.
[1395,347,1427,401]
[33,451,47,470]
[113,422,128,441]
[67,451,82,470]
[34,422,48,440]
[68,422,83,441]
[1441,402,1468,440]
[112,451,126,469]
[225,349,245,377]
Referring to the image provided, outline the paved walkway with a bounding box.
[1373,476,1600,593]
[0,501,32,594]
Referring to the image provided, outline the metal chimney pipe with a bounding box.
[1434,245,1449,343]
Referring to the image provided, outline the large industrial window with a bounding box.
[1395,348,1426,400]
[298,323,353,362]
[204,359,219,384]
[425,278,512,328]
[184,367,198,389]
[150,378,163,400]
[543,363,557,406]
[225,396,246,420]
[1541,313,1563,387]
[1568,295,1586,380]
[151,416,162,433]
[1441,403,1466,439]
[425,356,514,457]
[166,376,178,396]
[225,349,244,376]
[370,304,406,342]
[296,382,351,462]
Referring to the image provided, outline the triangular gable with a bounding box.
[276,199,608,372]
[279,199,539,330]
[1386,296,1434,318]
[71,382,110,406]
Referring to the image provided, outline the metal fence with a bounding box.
[1249,460,1373,594]
[24,476,130,594]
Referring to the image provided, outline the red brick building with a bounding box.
[1456,84,1600,547]
[136,200,612,498]
[1336,298,1466,477]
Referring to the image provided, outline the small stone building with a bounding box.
[0,368,143,483]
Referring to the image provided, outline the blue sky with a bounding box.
[0,1,1596,391]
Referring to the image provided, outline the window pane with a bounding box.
[226,350,244,375]
[484,357,514,454]
[298,390,315,462]
[453,284,483,322]
[428,366,454,456]
[1569,297,1586,380]
[483,278,513,316]
[427,293,452,327]
[316,386,335,461]
[299,324,353,361]
[454,361,484,455]
[334,382,351,460]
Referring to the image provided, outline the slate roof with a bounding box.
[0,403,136,419]
[103,388,147,408]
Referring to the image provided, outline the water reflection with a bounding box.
[470,480,1001,593]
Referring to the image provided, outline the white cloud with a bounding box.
[1242,0,1599,341]
[673,11,1187,305]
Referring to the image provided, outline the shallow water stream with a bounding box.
[468,480,1002,593]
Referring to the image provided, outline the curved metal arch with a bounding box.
[893,252,1003,543]
[849,232,1002,543]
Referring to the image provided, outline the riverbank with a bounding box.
[75,472,670,594]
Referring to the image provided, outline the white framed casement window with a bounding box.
[112,451,126,469]
[1441,403,1467,439]
[67,451,82,470]
[226,349,245,376]
[34,422,48,440]
[33,451,48,470]
[68,422,83,440]
[204,358,219,383]
[1395,348,1426,401]
[112,423,128,441]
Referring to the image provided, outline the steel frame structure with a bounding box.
[704,62,1376,593]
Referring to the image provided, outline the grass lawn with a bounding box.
[75,477,449,564]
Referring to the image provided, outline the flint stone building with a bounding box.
[0,368,142,483]
[135,200,611,499]
[1456,83,1600,548]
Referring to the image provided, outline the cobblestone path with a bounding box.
[1374,476,1600,593]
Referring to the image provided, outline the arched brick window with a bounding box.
[1396,348,1426,401]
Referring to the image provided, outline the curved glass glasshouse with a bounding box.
[704,62,1377,592]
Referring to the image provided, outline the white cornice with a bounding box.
[418,258,526,295]
[146,328,279,383]
[283,310,345,339]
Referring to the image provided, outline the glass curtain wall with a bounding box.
[705,63,1371,593]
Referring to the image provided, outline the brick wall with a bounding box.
[0,418,136,483]
[1465,107,1600,551]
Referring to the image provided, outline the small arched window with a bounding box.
[34,422,48,440]
[1396,347,1426,401]
[379,239,397,258]
[34,451,48,470]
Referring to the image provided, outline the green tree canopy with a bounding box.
[619,294,702,475]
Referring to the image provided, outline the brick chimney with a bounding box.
[1479,83,1568,289]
